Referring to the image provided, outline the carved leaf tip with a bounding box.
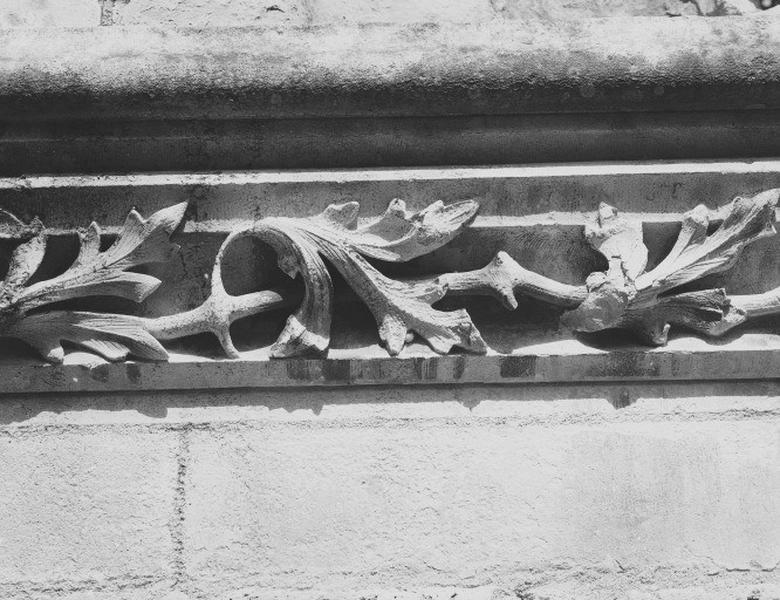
[3,233,47,293]
[0,209,43,240]
[320,198,480,263]
[270,314,330,358]
[319,202,361,229]
[7,311,169,364]
[585,201,648,281]
[379,307,488,357]
[240,198,488,358]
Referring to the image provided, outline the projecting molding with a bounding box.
[0,189,778,368]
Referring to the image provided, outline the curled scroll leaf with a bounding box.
[258,222,333,358]
[149,199,487,358]
[269,199,485,356]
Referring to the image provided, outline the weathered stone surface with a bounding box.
[0,0,771,28]
[2,333,780,394]
[110,0,638,26]
[0,0,99,28]
[0,18,777,122]
[0,11,776,173]
[525,582,780,600]
[0,382,776,598]
[109,0,310,27]
[0,430,177,587]
[182,419,780,595]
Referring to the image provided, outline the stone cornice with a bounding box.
[0,17,778,122]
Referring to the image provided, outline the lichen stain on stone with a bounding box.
[126,363,142,384]
[90,363,110,383]
[499,355,536,378]
[585,352,662,379]
[608,387,635,409]
[321,359,351,382]
[412,357,438,381]
[452,355,466,380]
[285,359,317,381]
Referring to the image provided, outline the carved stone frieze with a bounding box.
[0,189,777,364]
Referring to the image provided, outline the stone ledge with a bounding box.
[1,334,778,394]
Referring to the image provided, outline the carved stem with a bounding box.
[139,224,305,358]
[141,288,295,341]
[435,251,587,310]
[729,286,780,319]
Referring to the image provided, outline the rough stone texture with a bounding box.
[0,0,99,28]
[109,0,310,27]
[182,420,780,597]
[0,429,178,596]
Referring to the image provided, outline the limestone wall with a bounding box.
[1,382,778,600]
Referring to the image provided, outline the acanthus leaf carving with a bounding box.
[559,189,780,344]
[0,203,187,363]
[314,235,487,355]
[315,198,482,262]
[303,199,487,355]
[6,311,168,364]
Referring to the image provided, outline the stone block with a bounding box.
[182,419,780,595]
[0,429,178,587]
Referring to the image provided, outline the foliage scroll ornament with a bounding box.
[0,189,778,364]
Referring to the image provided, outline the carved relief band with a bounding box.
[0,164,778,392]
